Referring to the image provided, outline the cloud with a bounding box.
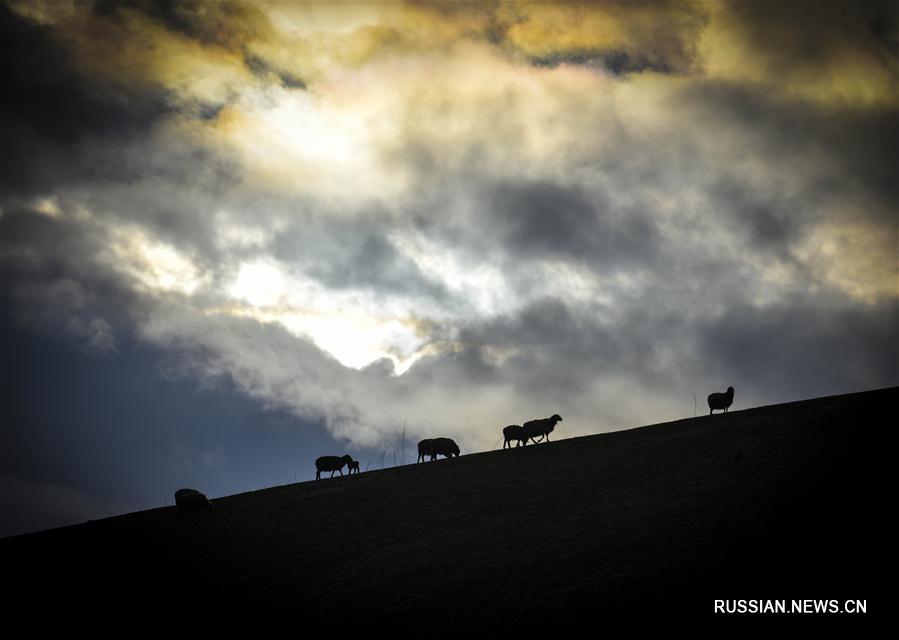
[67,316,117,355]
[0,3,172,145]
[479,179,659,265]
[698,0,899,107]
[695,296,899,402]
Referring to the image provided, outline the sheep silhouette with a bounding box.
[417,439,433,463]
[417,437,460,462]
[708,386,735,415]
[315,454,353,479]
[502,424,526,448]
[174,488,212,515]
[520,414,563,445]
[347,459,360,474]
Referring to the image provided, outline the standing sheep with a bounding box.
[520,414,563,445]
[315,455,353,480]
[348,459,360,474]
[708,387,735,415]
[502,425,526,448]
[417,439,434,463]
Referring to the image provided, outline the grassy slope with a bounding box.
[3,388,888,624]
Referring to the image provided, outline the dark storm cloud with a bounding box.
[455,298,623,397]
[0,3,172,195]
[708,178,802,253]
[2,96,243,271]
[696,297,899,404]
[482,180,659,266]
[677,80,899,213]
[454,292,696,394]
[716,0,899,73]
[0,208,142,342]
[304,231,446,300]
[0,4,170,143]
[384,67,887,295]
[244,52,307,90]
[93,0,270,50]
[93,0,196,37]
[404,342,499,388]
[529,48,676,76]
[269,215,449,301]
[413,0,706,76]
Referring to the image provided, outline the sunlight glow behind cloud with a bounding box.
[227,259,426,372]
[2,0,896,452]
[109,227,208,296]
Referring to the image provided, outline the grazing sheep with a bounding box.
[708,386,735,415]
[431,437,460,460]
[418,437,460,461]
[174,488,212,514]
[502,424,526,448]
[521,414,563,445]
[348,459,360,474]
[315,454,353,480]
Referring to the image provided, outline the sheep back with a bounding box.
[503,424,524,447]
[174,488,212,512]
[431,437,460,458]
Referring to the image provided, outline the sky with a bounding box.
[1,0,897,537]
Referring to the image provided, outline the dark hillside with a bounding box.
[3,388,887,626]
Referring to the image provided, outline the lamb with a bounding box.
[520,414,563,445]
[502,424,526,448]
[707,386,735,414]
[348,459,360,474]
[418,437,460,461]
[315,454,353,480]
[174,488,212,514]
